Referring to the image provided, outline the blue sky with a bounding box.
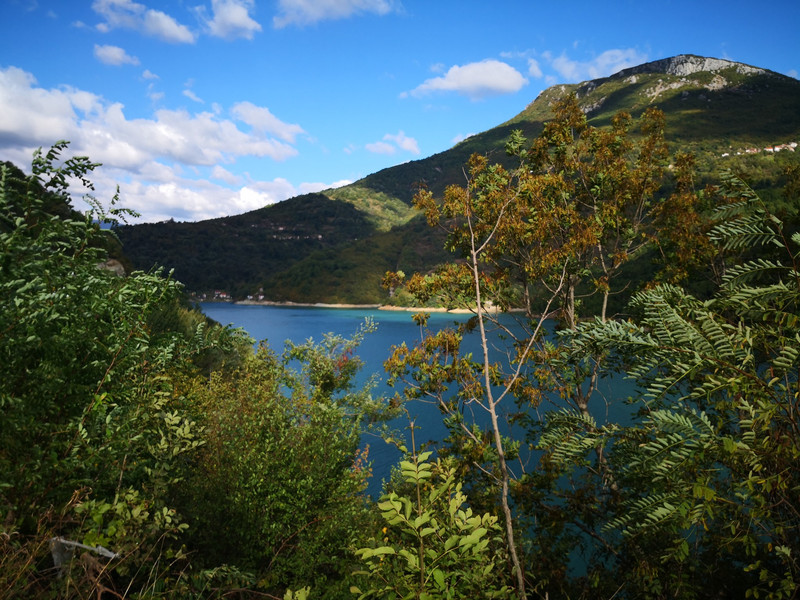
[1,0,798,222]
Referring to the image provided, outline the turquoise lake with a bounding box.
[199,303,482,493]
[198,302,637,496]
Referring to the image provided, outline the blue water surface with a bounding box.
[198,303,637,496]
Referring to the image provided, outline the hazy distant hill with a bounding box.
[116,55,800,303]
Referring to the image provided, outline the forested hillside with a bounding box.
[114,192,374,298]
[114,55,800,304]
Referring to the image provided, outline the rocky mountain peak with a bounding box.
[560,54,780,115]
[616,54,767,78]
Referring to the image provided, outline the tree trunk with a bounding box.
[471,248,527,600]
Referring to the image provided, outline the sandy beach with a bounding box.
[234,299,502,314]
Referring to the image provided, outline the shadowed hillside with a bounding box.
[116,193,372,296]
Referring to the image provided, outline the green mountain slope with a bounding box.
[116,55,800,302]
[258,215,450,304]
[116,193,373,297]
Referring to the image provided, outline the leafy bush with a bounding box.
[0,143,212,597]
[175,337,379,596]
[353,448,513,599]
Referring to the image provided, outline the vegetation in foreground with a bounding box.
[2,94,799,600]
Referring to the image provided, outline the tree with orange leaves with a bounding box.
[384,94,712,598]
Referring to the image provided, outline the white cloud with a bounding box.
[92,0,195,43]
[202,0,262,39]
[273,0,397,28]
[68,162,306,222]
[211,165,240,184]
[365,140,395,155]
[405,59,528,100]
[234,183,290,212]
[527,58,542,79]
[183,89,204,103]
[383,130,419,154]
[231,101,305,143]
[108,174,299,222]
[299,179,352,194]
[142,69,159,79]
[0,65,313,222]
[94,44,140,66]
[545,48,649,82]
[132,107,300,165]
[0,67,82,146]
[365,130,419,155]
[142,9,195,42]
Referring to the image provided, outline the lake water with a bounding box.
[199,303,482,493]
[198,302,636,496]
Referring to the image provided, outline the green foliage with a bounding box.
[384,96,717,599]
[175,323,389,597]
[147,297,253,375]
[403,95,711,324]
[1,143,381,599]
[541,174,800,598]
[284,319,385,415]
[353,448,513,599]
[259,214,450,305]
[325,184,417,232]
[0,143,217,597]
[116,192,375,297]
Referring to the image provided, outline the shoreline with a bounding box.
[232,299,487,314]
[235,299,381,309]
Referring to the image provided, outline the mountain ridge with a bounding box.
[616,54,768,78]
[115,55,800,302]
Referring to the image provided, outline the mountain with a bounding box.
[115,55,800,303]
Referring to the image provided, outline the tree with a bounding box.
[1,143,393,599]
[386,94,712,598]
[540,173,799,598]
